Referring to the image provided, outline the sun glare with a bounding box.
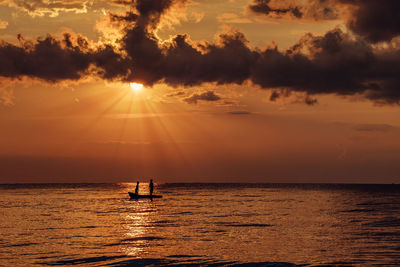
[130,82,143,92]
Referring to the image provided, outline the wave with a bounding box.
[105,236,165,247]
[216,222,273,227]
[37,255,127,266]
[105,257,302,267]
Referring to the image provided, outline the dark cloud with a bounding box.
[115,10,256,86]
[249,0,303,18]
[340,0,400,43]
[269,89,317,105]
[249,0,337,20]
[269,90,290,102]
[183,91,221,104]
[253,28,400,104]
[0,33,127,82]
[161,32,256,86]
[228,111,252,115]
[125,0,187,29]
[109,11,139,24]
[304,95,318,105]
[249,0,400,43]
[0,33,91,81]
[112,0,189,84]
[166,91,185,97]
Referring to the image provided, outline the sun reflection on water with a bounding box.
[123,186,158,257]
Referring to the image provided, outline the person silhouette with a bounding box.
[149,179,154,197]
[134,181,139,195]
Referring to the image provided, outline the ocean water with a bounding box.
[1,183,400,266]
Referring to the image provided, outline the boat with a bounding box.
[128,192,162,199]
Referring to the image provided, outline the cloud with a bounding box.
[228,111,252,115]
[0,32,128,82]
[0,0,130,17]
[249,0,339,21]
[103,1,400,104]
[248,0,400,43]
[252,28,400,104]
[166,91,185,97]
[183,90,221,104]
[304,95,318,105]
[131,0,188,30]
[1,0,400,106]
[162,31,255,86]
[1,0,89,17]
[269,89,318,105]
[341,0,400,43]
[249,0,303,19]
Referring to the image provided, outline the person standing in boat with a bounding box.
[149,179,154,197]
[134,181,139,195]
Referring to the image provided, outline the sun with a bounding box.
[130,82,143,92]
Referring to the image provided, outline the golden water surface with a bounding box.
[1,183,399,266]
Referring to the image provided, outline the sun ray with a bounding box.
[141,94,189,170]
[71,89,130,149]
[112,93,135,160]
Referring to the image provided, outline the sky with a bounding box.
[0,0,400,183]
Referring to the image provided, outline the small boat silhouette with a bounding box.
[128,192,162,199]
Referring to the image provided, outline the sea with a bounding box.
[1,183,400,266]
